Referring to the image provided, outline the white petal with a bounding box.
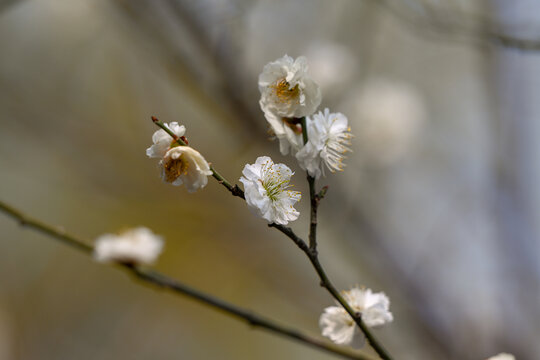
[319,306,357,345]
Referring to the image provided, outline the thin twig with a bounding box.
[0,200,375,360]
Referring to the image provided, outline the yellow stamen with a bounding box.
[271,79,300,104]
[164,156,189,182]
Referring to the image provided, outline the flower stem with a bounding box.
[151,116,245,199]
[0,199,375,360]
[300,117,319,250]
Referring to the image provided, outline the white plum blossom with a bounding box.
[146,123,212,193]
[296,108,352,179]
[94,227,164,265]
[487,354,515,360]
[160,146,212,193]
[259,55,321,155]
[320,287,393,346]
[259,55,321,119]
[146,122,186,159]
[239,156,301,225]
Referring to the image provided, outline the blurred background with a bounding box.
[0,0,539,359]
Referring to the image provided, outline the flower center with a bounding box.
[272,78,300,104]
[259,161,290,202]
[164,155,189,182]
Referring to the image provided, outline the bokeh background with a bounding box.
[1,0,539,359]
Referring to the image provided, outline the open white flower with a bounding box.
[259,55,321,155]
[259,55,321,118]
[160,146,212,193]
[239,156,301,225]
[320,287,393,346]
[296,108,352,179]
[487,354,515,360]
[94,227,164,265]
[146,122,186,159]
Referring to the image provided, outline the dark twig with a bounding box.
[0,200,375,360]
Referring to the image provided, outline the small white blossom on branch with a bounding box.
[296,108,352,179]
[320,287,393,346]
[146,122,212,193]
[94,227,164,265]
[258,55,321,155]
[239,156,301,225]
[161,146,212,192]
[487,353,515,360]
[146,122,186,159]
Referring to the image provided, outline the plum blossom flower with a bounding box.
[161,146,212,193]
[94,227,164,265]
[487,354,515,360]
[296,108,352,179]
[239,156,301,225]
[320,287,393,346]
[146,123,212,193]
[146,122,186,159]
[258,55,321,155]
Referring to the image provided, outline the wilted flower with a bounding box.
[296,108,352,179]
[239,156,301,225]
[94,227,164,265]
[146,122,186,159]
[320,287,393,346]
[146,123,212,192]
[161,146,212,193]
[487,354,515,360]
[259,55,321,155]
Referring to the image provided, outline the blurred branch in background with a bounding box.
[0,199,376,360]
[370,0,540,51]
[115,0,263,137]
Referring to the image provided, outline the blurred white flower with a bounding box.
[487,354,515,360]
[160,146,212,193]
[296,108,352,179]
[303,42,357,93]
[146,122,186,159]
[343,79,425,166]
[320,287,393,346]
[239,156,301,225]
[94,227,164,265]
[259,55,321,155]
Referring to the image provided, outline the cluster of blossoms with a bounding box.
[258,55,352,174]
[87,54,519,358]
